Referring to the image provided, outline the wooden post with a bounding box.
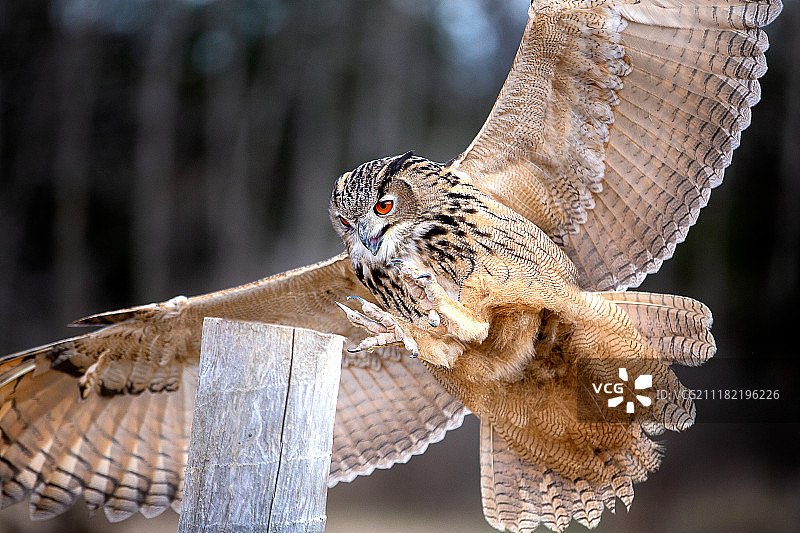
[178,318,343,533]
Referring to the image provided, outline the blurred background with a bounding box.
[1,0,799,531]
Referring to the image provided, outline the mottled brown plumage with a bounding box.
[331,154,711,531]
[0,0,782,531]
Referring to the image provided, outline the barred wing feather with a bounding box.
[453,0,782,290]
[0,254,465,520]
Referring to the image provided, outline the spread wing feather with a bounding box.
[330,351,466,486]
[453,0,782,290]
[0,253,464,520]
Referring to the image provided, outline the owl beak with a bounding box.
[358,220,385,256]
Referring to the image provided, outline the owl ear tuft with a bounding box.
[383,150,416,178]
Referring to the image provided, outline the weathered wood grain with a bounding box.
[178,318,343,533]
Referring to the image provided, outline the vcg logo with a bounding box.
[591,367,653,414]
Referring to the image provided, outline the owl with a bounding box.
[0,1,783,532]
[330,150,711,530]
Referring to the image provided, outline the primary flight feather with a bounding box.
[0,1,782,531]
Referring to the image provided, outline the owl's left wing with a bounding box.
[451,0,782,291]
[0,253,465,521]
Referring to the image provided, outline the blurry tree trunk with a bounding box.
[271,2,361,271]
[132,9,188,301]
[203,1,255,288]
[235,11,305,275]
[53,28,94,324]
[348,2,405,161]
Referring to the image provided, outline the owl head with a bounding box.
[330,151,440,265]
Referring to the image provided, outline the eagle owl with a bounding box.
[0,1,782,532]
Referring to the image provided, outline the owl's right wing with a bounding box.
[0,253,465,521]
[451,0,782,291]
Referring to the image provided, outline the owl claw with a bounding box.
[346,295,368,304]
[336,301,380,330]
[390,259,489,344]
[390,260,441,316]
[337,299,356,310]
[387,258,431,284]
[336,298,419,357]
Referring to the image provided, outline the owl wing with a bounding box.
[0,253,465,521]
[451,0,782,290]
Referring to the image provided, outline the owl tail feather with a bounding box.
[479,291,716,532]
[481,417,615,532]
[598,291,716,367]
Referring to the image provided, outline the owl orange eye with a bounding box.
[339,216,351,228]
[374,199,394,215]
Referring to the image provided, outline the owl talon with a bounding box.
[391,260,442,313]
[336,299,420,357]
[336,301,381,331]
[389,259,489,344]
